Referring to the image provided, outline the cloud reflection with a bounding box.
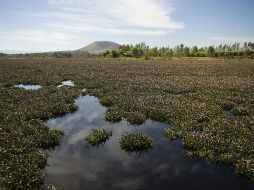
[45,96,254,190]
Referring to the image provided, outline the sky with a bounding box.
[0,0,254,52]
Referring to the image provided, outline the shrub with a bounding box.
[119,133,152,153]
[85,128,112,146]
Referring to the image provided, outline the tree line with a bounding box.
[102,42,254,58]
[0,51,97,58]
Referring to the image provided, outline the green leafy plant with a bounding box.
[119,133,152,153]
[85,128,112,146]
[1,57,254,188]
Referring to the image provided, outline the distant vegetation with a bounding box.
[2,41,254,59]
[103,42,254,59]
[0,53,8,57]
[0,51,98,58]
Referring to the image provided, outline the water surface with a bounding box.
[45,96,254,190]
[57,80,75,88]
[14,84,42,90]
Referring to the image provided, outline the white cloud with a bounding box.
[44,0,184,34]
[0,30,76,51]
[211,36,254,42]
[2,0,184,51]
[11,30,73,43]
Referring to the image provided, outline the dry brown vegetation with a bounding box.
[0,58,254,189]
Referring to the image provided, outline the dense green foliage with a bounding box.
[0,58,254,188]
[119,133,152,153]
[103,42,254,58]
[85,128,112,146]
[0,60,81,189]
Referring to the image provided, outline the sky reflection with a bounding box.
[14,84,42,90]
[45,96,254,190]
[57,80,75,88]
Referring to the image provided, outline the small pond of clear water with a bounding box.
[44,95,254,190]
[14,84,42,90]
[57,80,75,88]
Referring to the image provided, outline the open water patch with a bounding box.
[14,84,42,90]
[44,95,254,190]
[57,80,75,88]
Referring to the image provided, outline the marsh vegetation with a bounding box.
[44,95,254,190]
[0,57,254,189]
[85,128,112,146]
[119,133,153,153]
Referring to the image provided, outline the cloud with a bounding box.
[0,30,76,51]
[2,0,184,51]
[43,0,184,35]
[12,30,73,43]
[211,36,254,42]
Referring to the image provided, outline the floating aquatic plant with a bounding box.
[164,127,181,140]
[124,111,146,125]
[220,101,235,111]
[119,133,152,153]
[99,96,114,107]
[85,128,112,146]
[232,106,249,116]
[46,184,62,190]
[1,58,254,188]
[105,108,122,123]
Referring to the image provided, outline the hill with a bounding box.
[79,41,120,54]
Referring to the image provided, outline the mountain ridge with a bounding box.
[79,41,120,54]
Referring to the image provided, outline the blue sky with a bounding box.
[0,0,254,52]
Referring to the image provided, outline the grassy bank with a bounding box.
[0,58,254,188]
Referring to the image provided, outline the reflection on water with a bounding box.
[57,80,75,88]
[14,84,42,90]
[45,96,254,190]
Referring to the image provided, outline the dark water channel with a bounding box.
[44,96,254,190]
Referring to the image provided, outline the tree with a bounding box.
[131,47,139,58]
[111,50,118,58]
[151,47,158,57]
[248,42,254,50]
[119,44,131,52]
[236,43,240,51]
[103,50,110,57]
[103,41,254,59]
[192,46,198,54]
[244,42,248,50]
[180,44,184,52]
[207,46,215,56]
[169,49,173,57]
[183,47,190,56]
[0,53,7,57]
